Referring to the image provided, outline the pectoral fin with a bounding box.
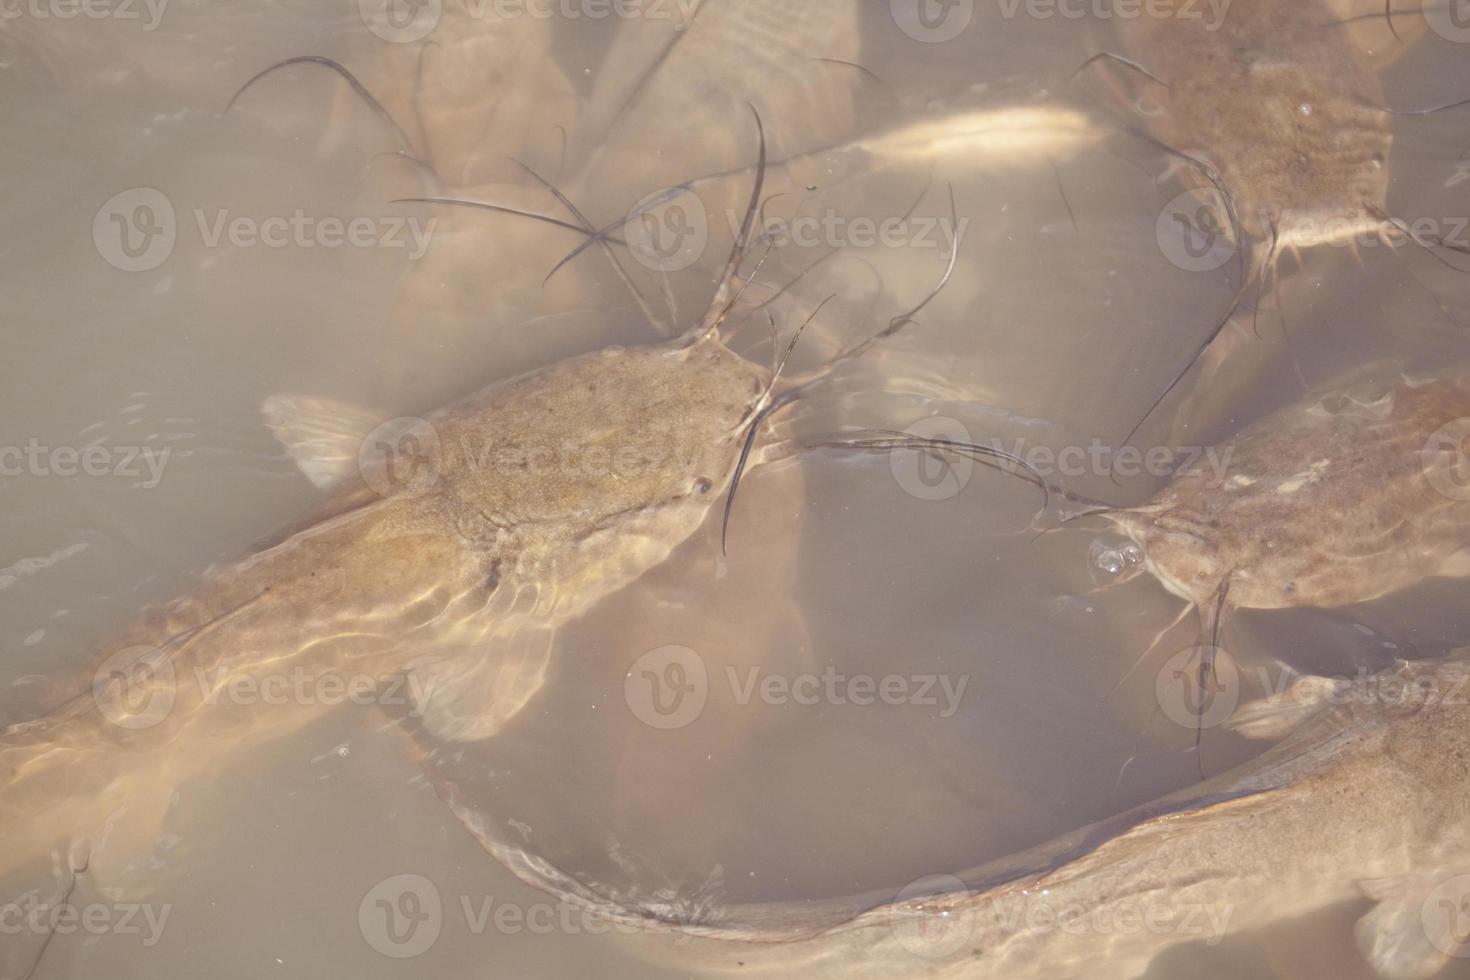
[260,394,385,490]
[1224,672,1335,740]
[1355,874,1468,980]
[407,626,556,743]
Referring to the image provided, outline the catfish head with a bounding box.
[430,331,770,562]
[1100,501,1231,615]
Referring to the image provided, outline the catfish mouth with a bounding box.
[1268,206,1389,252]
[1099,506,1215,601]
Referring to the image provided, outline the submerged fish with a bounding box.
[1090,0,1462,440]
[0,327,743,879]
[1113,0,1393,256]
[0,126,1007,972]
[1093,369,1470,653]
[420,652,1470,980]
[0,124,853,895]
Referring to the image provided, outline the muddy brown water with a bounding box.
[2,2,1470,978]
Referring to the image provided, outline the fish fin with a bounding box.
[260,394,385,490]
[1355,874,1462,980]
[1224,672,1339,740]
[408,627,557,742]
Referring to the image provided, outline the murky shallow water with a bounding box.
[3,1,1470,977]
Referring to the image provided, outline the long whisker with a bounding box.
[1368,95,1470,117]
[808,433,1050,516]
[1250,219,1282,340]
[720,297,830,555]
[702,104,770,341]
[509,159,668,333]
[811,57,884,86]
[722,389,800,557]
[543,183,696,285]
[391,197,623,240]
[1118,278,1250,451]
[1369,205,1470,273]
[1194,579,1233,780]
[224,55,427,173]
[1066,51,1170,89]
[1113,139,1247,449]
[828,183,961,366]
[1324,0,1449,29]
[1030,503,1127,544]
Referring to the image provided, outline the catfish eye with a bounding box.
[693,477,713,495]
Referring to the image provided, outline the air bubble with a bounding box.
[1090,540,1144,576]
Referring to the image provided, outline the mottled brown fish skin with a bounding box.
[1113,375,1470,612]
[0,330,771,884]
[593,657,1470,980]
[1118,0,1390,245]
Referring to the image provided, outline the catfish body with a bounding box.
[1109,373,1470,616]
[1115,0,1391,250]
[591,656,1470,980]
[0,330,770,885]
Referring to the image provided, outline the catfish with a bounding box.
[0,122,989,904]
[1087,0,1464,441]
[426,652,1470,980]
[1093,369,1470,664]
